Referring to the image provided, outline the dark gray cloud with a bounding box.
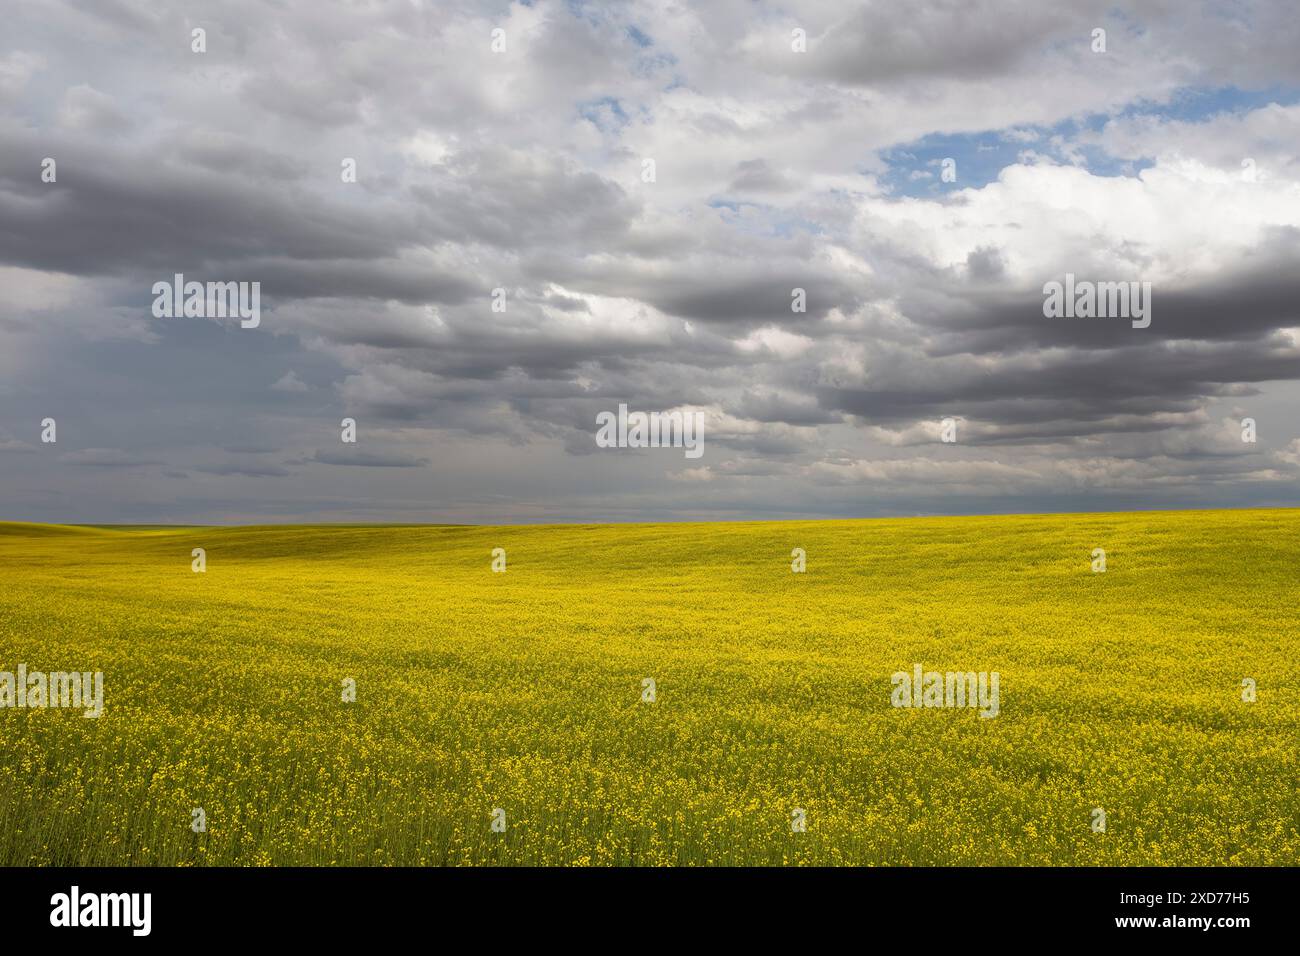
[784,0,1078,86]
[2,0,1300,522]
[59,448,162,467]
[309,449,429,468]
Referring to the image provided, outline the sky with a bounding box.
[2,0,1300,524]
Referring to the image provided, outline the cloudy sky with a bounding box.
[3,0,1300,523]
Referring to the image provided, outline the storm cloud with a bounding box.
[2,0,1300,523]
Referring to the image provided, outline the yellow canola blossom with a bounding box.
[0,511,1295,866]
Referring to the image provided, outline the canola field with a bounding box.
[0,510,1296,866]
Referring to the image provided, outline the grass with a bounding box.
[0,509,1295,865]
